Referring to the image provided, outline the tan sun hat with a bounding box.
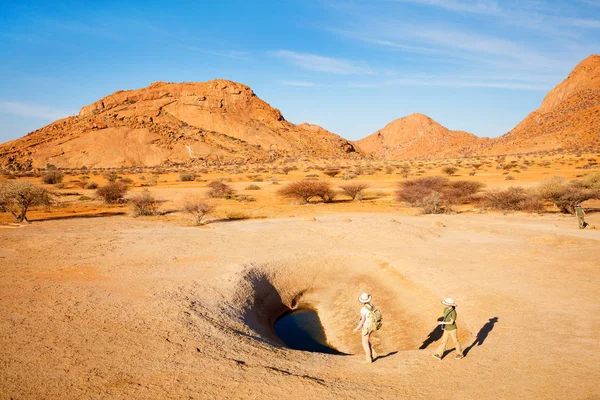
[358,293,372,303]
[441,297,457,307]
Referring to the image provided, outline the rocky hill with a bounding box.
[357,113,489,159]
[482,54,600,155]
[0,80,361,169]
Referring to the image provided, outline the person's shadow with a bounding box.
[419,317,444,349]
[464,317,499,356]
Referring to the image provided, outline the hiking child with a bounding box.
[575,203,587,229]
[432,297,464,360]
[353,293,380,363]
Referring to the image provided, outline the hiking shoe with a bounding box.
[455,354,464,360]
[432,354,442,360]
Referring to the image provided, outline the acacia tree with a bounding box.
[339,183,370,201]
[183,199,215,225]
[0,180,51,222]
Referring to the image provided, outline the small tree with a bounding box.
[339,183,370,201]
[96,182,129,204]
[103,172,119,183]
[537,176,600,214]
[207,181,235,198]
[442,166,458,176]
[183,199,214,225]
[399,165,411,179]
[41,170,64,184]
[129,189,160,216]
[0,181,51,222]
[277,180,334,203]
[481,187,541,213]
[179,172,196,182]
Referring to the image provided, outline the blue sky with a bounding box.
[1,0,599,142]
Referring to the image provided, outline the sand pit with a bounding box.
[1,213,598,399]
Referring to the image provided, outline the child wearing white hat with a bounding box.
[353,292,378,363]
[432,297,464,360]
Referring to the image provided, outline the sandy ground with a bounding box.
[1,210,598,399]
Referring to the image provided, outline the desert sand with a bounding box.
[1,208,598,399]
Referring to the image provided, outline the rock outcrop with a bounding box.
[357,113,489,160]
[0,80,362,169]
[482,54,600,155]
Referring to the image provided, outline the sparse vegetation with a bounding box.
[480,187,543,213]
[41,170,64,185]
[96,182,129,204]
[0,181,51,222]
[183,199,214,225]
[277,180,335,203]
[339,183,370,201]
[537,176,600,214]
[129,189,161,216]
[395,176,484,213]
[179,172,196,182]
[207,181,235,198]
[442,166,458,176]
[245,184,261,190]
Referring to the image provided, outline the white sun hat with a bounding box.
[358,293,372,303]
[441,297,458,307]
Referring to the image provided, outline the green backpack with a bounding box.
[366,304,383,332]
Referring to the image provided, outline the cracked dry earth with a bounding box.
[1,213,598,399]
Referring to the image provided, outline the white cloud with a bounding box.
[279,80,318,87]
[349,78,549,90]
[272,50,372,74]
[0,101,73,120]
[382,0,600,29]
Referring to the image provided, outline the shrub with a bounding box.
[480,187,542,213]
[0,181,51,222]
[442,166,458,176]
[399,165,411,178]
[277,180,335,203]
[245,184,261,190]
[41,170,64,184]
[341,172,357,180]
[395,176,448,205]
[85,182,99,189]
[207,181,235,198]
[179,172,196,182]
[537,176,600,214]
[103,172,119,182]
[96,182,128,204]
[323,168,341,178]
[505,175,515,180]
[443,181,485,205]
[183,199,214,225]
[226,211,251,220]
[339,183,370,201]
[129,189,160,216]
[395,176,484,213]
[119,177,134,185]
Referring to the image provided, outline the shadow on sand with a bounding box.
[419,317,444,350]
[375,351,398,361]
[464,317,499,356]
